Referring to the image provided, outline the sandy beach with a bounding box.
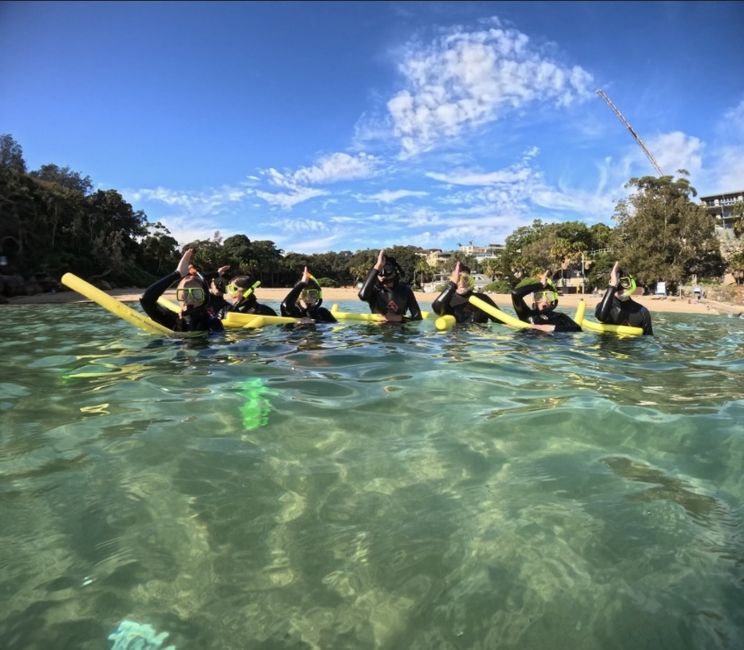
[5,286,741,316]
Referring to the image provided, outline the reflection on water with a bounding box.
[1,303,743,649]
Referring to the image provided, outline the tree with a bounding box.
[413,255,435,288]
[0,134,26,173]
[30,164,93,195]
[140,223,179,275]
[611,174,724,289]
[731,201,744,238]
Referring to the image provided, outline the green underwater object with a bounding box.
[108,620,175,650]
[240,377,270,430]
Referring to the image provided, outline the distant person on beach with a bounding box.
[595,262,653,335]
[358,249,422,322]
[225,275,277,316]
[280,267,336,323]
[511,270,582,333]
[432,261,501,324]
[140,249,224,333]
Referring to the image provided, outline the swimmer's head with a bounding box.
[176,276,207,307]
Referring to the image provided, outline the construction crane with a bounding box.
[596,89,664,177]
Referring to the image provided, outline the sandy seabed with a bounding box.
[5,286,740,316]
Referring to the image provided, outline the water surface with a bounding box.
[1,303,743,649]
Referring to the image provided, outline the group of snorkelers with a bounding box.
[140,248,653,335]
[139,249,335,333]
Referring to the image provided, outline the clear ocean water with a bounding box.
[1,301,743,650]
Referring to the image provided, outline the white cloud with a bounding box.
[264,152,379,189]
[254,187,328,209]
[722,98,744,140]
[388,19,593,156]
[282,233,343,254]
[129,185,249,213]
[705,146,744,194]
[646,131,703,178]
[362,189,429,203]
[254,152,379,210]
[530,184,616,218]
[426,167,531,186]
[271,218,329,234]
[294,152,379,184]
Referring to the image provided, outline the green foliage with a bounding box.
[585,252,615,291]
[516,276,540,289]
[2,133,736,297]
[483,280,512,293]
[30,164,93,195]
[732,201,744,238]
[0,133,26,173]
[612,174,725,289]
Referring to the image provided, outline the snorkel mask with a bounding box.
[378,259,402,286]
[533,279,559,311]
[176,286,206,304]
[301,287,321,304]
[618,275,637,295]
[298,272,323,307]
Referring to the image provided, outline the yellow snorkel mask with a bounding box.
[618,275,637,294]
[533,279,559,307]
[301,273,322,305]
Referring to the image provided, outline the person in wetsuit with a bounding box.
[187,263,233,319]
[511,270,581,333]
[595,261,653,335]
[224,275,277,316]
[140,248,224,333]
[281,267,337,323]
[432,261,500,324]
[358,249,422,322]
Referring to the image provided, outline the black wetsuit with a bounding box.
[199,270,232,319]
[280,282,337,323]
[432,283,500,324]
[229,296,277,317]
[358,268,422,320]
[595,286,653,335]
[210,294,232,320]
[511,281,581,332]
[140,271,224,333]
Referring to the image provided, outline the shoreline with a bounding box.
[4,286,740,316]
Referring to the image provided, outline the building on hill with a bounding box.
[700,190,744,232]
[457,242,504,261]
[701,191,744,285]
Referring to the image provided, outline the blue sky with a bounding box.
[2,1,743,253]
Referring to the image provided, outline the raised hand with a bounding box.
[450,261,461,284]
[374,249,386,271]
[177,249,194,277]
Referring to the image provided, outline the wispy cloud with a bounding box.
[387,18,594,156]
[703,98,744,193]
[426,167,531,186]
[128,185,249,213]
[254,187,329,209]
[271,218,329,234]
[254,152,379,210]
[722,98,744,140]
[360,189,429,203]
[263,152,379,188]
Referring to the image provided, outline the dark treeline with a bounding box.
[0,134,437,290]
[1,133,732,295]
